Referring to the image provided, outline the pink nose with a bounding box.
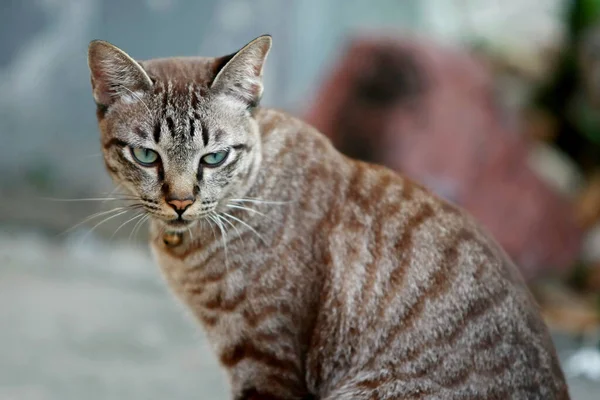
[167,198,194,212]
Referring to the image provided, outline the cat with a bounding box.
[87,35,570,399]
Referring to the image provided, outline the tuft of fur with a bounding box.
[88,36,570,399]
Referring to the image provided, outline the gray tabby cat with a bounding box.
[87,35,570,399]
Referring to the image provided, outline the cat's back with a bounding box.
[309,162,568,398]
[256,112,570,398]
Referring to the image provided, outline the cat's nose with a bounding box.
[167,197,195,216]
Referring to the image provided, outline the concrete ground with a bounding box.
[0,228,598,400]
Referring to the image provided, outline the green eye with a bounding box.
[201,150,228,167]
[131,147,159,166]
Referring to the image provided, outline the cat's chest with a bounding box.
[152,239,257,326]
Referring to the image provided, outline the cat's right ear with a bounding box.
[210,35,272,108]
[87,40,153,107]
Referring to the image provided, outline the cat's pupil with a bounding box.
[131,147,158,165]
[202,150,227,165]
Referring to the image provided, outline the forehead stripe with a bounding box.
[189,118,196,138]
[134,127,148,139]
[103,138,127,149]
[213,128,225,143]
[201,120,209,147]
[166,117,175,137]
[232,143,248,151]
[190,88,199,111]
[161,83,170,109]
[153,122,161,143]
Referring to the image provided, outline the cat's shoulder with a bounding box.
[255,107,312,135]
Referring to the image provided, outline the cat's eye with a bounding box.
[131,147,159,166]
[201,150,229,167]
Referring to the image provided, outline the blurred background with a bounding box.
[1,0,600,398]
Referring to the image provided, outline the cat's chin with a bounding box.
[161,218,197,232]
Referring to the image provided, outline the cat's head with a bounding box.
[87,36,271,231]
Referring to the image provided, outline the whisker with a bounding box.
[210,213,229,268]
[209,213,226,238]
[138,215,152,239]
[80,210,130,243]
[110,212,145,241]
[140,215,152,235]
[226,203,269,218]
[60,206,131,236]
[105,183,123,195]
[130,214,150,243]
[155,221,168,242]
[229,198,291,205]
[226,203,287,227]
[102,184,126,205]
[216,212,243,244]
[118,84,152,117]
[42,197,138,202]
[129,214,146,243]
[226,204,290,226]
[204,215,218,242]
[230,200,320,222]
[220,211,267,245]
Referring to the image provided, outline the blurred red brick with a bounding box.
[305,35,582,279]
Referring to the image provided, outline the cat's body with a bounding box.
[151,107,567,400]
[88,36,570,399]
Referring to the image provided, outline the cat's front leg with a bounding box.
[224,343,315,400]
[230,370,316,400]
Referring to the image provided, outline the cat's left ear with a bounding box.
[210,35,272,108]
[87,40,153,107]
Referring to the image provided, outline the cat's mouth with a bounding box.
[151,209,205,232]
[163,217,196,232]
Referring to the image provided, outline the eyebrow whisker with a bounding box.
[118,84,152,118]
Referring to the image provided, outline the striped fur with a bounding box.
[88,36,570,399]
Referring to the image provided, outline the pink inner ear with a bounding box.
[246,82,261,97]
[225,81,261,105]
[89,42,153,106]
[91,70,115,106]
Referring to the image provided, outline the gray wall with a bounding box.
[0,0,420,230]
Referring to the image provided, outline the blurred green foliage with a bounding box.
[534,0,600,173]
[569,0,600,41]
